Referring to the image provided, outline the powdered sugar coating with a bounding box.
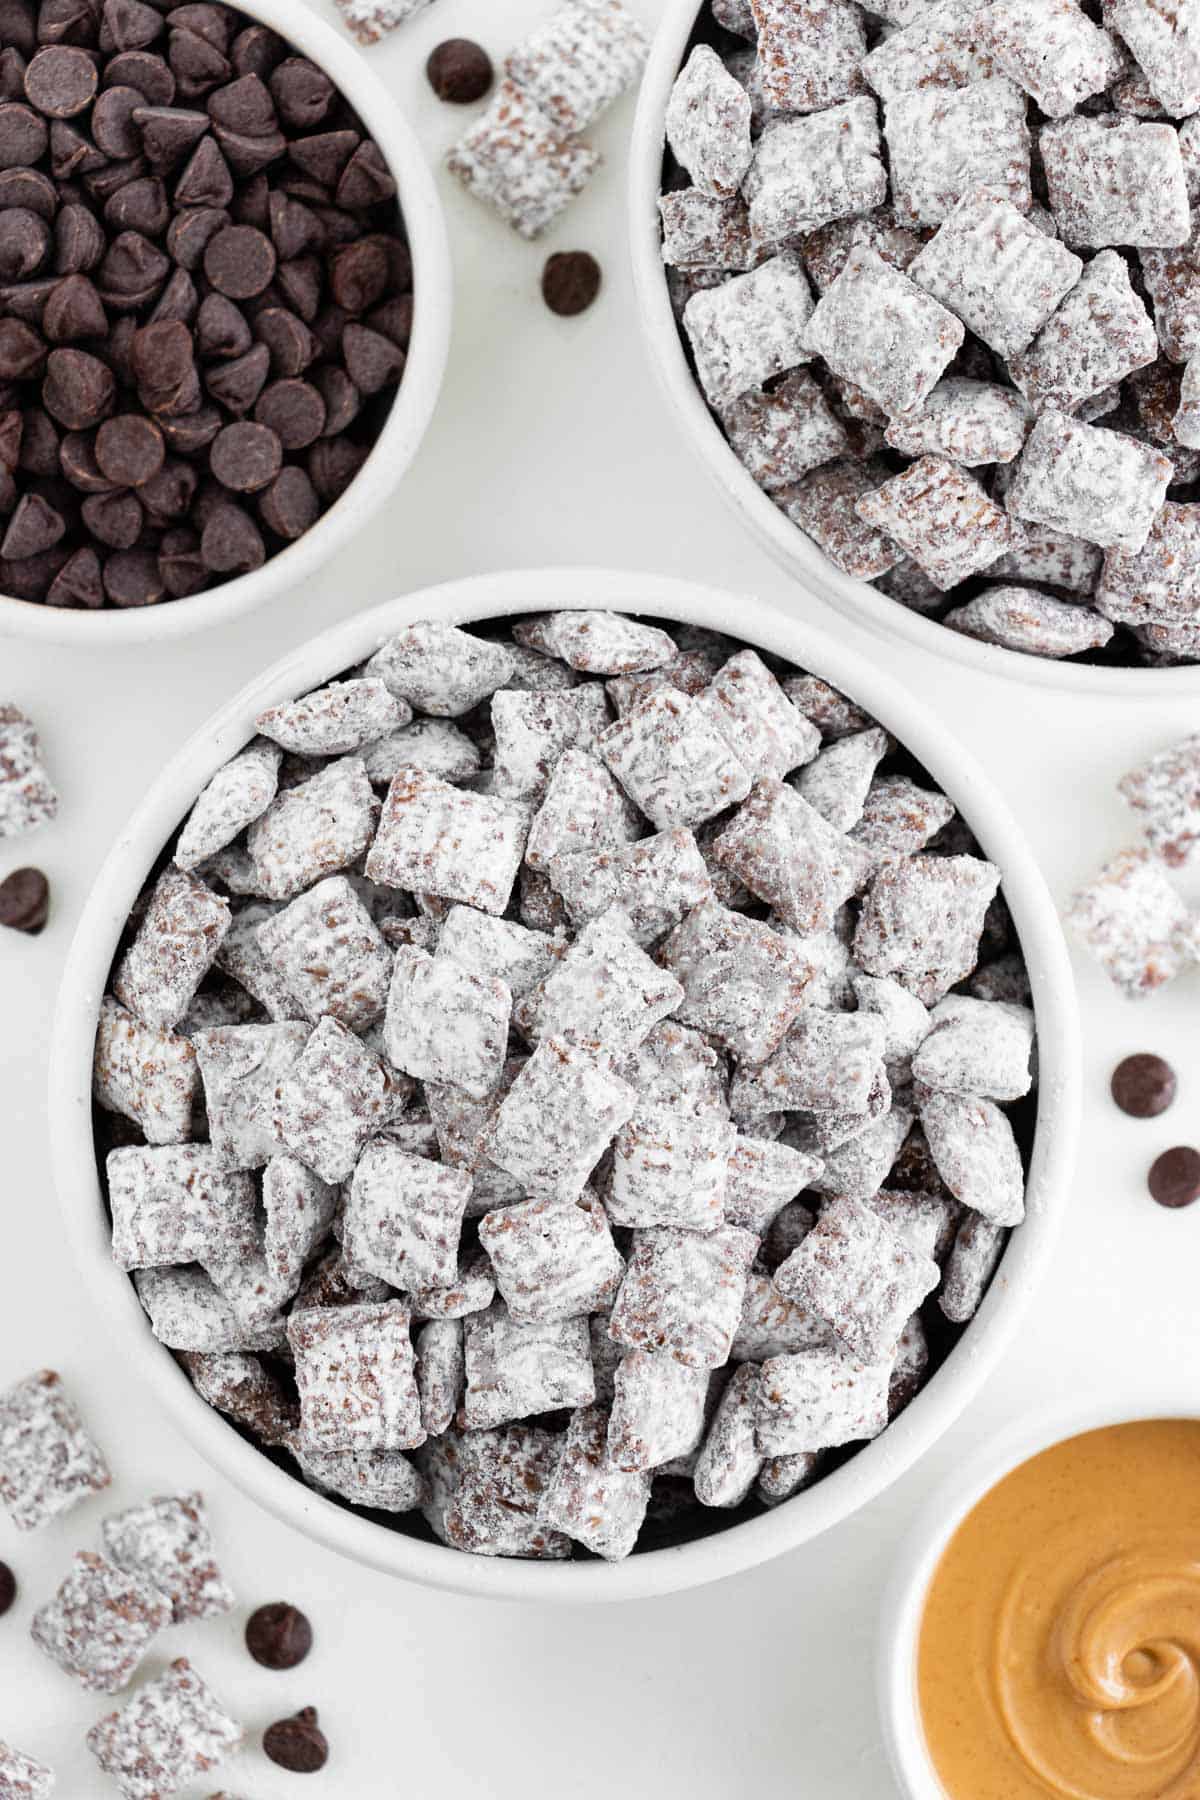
[711,777,868,932]
[609,1107,737,1230]
[134,1267,287,1354]
[0,1740,54,1798]
[919,1087,1027,1224]
[275,1018,389,1184]
[657,896,811,1063]
[255,876,392,1031]
[857,457,1021,592]
[743,100,886,246]
[114,868,230,1031]
[854,853,1002,1003]
[1108,0,1200,119]
[884,78,1032,229]
[93,999,199,1146]
[180,1352,297,1447]
[607,1349,709,1470]
[461,1304,594,1430]
[945,587,1115,658]
[336,0,433,43]
[939,1212,1006,1323]
[344,1143,470,1291]
[609,1224,757,1368]
[804,248,964,419]
[442,1424,570,1558]
[416,1318,464,1438]
[480,1194,624,1323]
[683,252,815,409]
[290,1438,425,1511]
[101,1492,233,1626]
[1009,251,1157,415]
[1042,114,1190,248]
[1005,411,1171,555]
[85,1658,242,1800]
[984,0,1123,117]
[537,1404,651,1558]
[729,1266,832,1360]
[666,43,754,198]
[730,1009,888,1118]
[660,190,753,272]
[861,0,996,102]
[777,459,900,579]
[385,946,511,1101]
[724,1135,821,1234]
[552,827,712,945]
[517,909,683,1055]
[288,1300,423,1454]
[909,195,1083,361]
[1066,845,1200,995]
[366,770,528,916]
[505,0,648,136]
[447,79,599,240]
[191,1023,309,1171]
[724,371,852,490]
[486,1035,638,1201]
[0,1370,110,1533]
[246,757,378,903]
[257,680,408,757]
[756,1345,890,1454]
[0,705,57,839]
[174,740,280,872]
[515,611,677,675]
[1097,504,1200,628]
[884,380,1030,467]
[695,648,821,780]
[108,1144,258,1271]
[912,995,1034,1099]
[366,622,514,718]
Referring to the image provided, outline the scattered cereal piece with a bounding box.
[101,1492,233,1626]
[447,79,599,240]
[0,1370,109,1533]
[908,194,1083,360]
[506,0,648,136]
[1066,845,1200,996]
[337,0,436,45]
[1119,734,1200,868]
[0,705,57,840]
[85,1658,242,1800]
[0,1740,54,1799]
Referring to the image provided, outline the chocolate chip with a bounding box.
[133,103,210,170]
[82,485,142,547]
[105,172,170,237]
[0,544,68,597]
[44,272,108,341]
[139,454,195,520]
[0,1,35,57]
[204,222,276,299]
[201,497,263,572]
[44,347,115,429]
[55,203,107,275]
[336,139,395,211]
[158,524,205,594]
[309,434,368,502]
[213,120,285,178]
[270,57,334,132]
[103,544,163,604]
[158,401,220,454]
[0,867,48,933]
[263,1707,328,1774]
[149,265,198,327]
[254,378,324,451]
[208,71,275,135]
[106,49,176,105]
[172,6,233,53]
[368,293,413,351]
[101,0,164,55]
[1112,1053,1177,1120]
[46,541,101,604]
[24,45,97,117]
[0,318,45,379]
[210,418,280,492]
[0,166,56,215]
[342,321,403,396]
[1,490,64,558]
[232,24,286,81]
[18,406,59,474]
[0,1560,16,1612]
[61,429,117,491]
[96,411,164,485]
[426,39,494,105]
[169,27,231,103]
[542,250,601,317]
[131,318,197,413]
[276,253,322,323]
[330,239,388,316]
[0,208,50,281]
[289,127,357,190]
[254,305,315,378]
[0,410,22,468]
[195,290,250,360]
[93,84,144,158]
[1148,1146,1200,1209]
[312,363,359,436]
[0,48,26,104]
[259,462,318,540]
[245,1601,313,1670]
[98,229,170,306]
[0,102,48,168]
[205,339,268,413]
[269,190,323,261]
[165,201,228,266]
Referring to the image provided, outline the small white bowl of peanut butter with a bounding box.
[879,1396,1200,1800]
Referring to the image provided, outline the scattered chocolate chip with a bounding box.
[23,44,98,118]
[1148,1146,1200,1209]
[1112,1053,1177,1120]
[0,867,49,934]
[426,39,494,105]
[263,1707,328,1774]
[245,1600,313,1670]
[0,1561,15,1613]
[542,250,602,317]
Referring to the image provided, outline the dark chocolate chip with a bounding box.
[207,72,276,136]
[1112,1053,1177,1120]
[232,24,286,81]
[0,1,36,57]
[139,453,195,519]
[259,461,318,539]
[0,102,48,168]
[54,203,106,274]
[342,321,404,395]
[132,103,210,170]
[270,57,334,133]
[0,208,50,281]
[46,540,101,603]
[0,48,26,104]
[0,867,49,933]
[254,305,315,377]
[36,0,95,51]
[50,119,105,181]
[98,228,170,306]
[148,264,197,326]
[23,45,97,118]
[0,1560,17,1611]
[43,347,115,429]
[158,523,206,594]
[336,139,395,211]
[254,378,324,451]
[158,401,220,453]
[0,409,22,468]
[426,39,494,105]
[18,405,59,473]
[165,201,228,266]
[195,290,250,359]
[330,239,388,315]
[200,497,263,572]
[1,490,64,558]
[96,411,164,485]
[131,317,196,413]
[105,172,170,236]
[105,49,177,106]
[169,27,231,102]
[275,253,321,323]
[1148,1146,1200,1209]
[542,250,601,316]
[309,434,368,502]
[312,364,358,436]
[268,189,322,261]
[213,120,285,178]
[233,166,269,228]
[0,544,69,597]
[103,543,163,604]
[204,339,268,413]
[0,165,56,215]
[204,221,275,299]
[309,301,348,362]
[100,0,164,55]
[263,1707,328,1774]
[85,155,150,207]
[44,271,108,341]
[61,429,118,491]
[82,484,142,547]
[210,418,280,492]
[288,127,357,189]
[368,293,413,351]
[92,84,144,158]
[245,1601,314,1671]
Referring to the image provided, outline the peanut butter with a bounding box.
[918,1419,1200,1800]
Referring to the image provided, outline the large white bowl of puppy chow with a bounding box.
[631,0,1200,689]
[0,0,450,645]
[50,569,1080,1601]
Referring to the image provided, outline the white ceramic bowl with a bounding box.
[629,0,1200,695]
[49,568,1081,1602]
[1,0,451,647]
[877,1390,1200,1799]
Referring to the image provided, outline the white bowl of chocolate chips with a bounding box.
[0,0,450,643]
[50,570,1080,1601]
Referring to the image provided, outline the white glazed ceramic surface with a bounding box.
[0,0,451,647]
[49,569,1081,1602]
[629,0,1200,695]
[877,1392,1200,1800]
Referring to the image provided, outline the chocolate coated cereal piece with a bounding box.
[607,1348,709,1470]
[514,610,675,675]
[795,727,889,834]
[416,1318,463,1439]
[409,1254,498,1322]
[181,1350,298,1447]
[442,1423,570,1558]
[537,1403,650,1558]
[1107,0,1200,119]
[729,1265,831,1362]
[912,995,1034,1100]
[486,1034,638,1202]
[746,100,884,250]
[0,1741,54,1799]
[257,679,407,757]
[945,587,1115,658]
[480,1193,624,1324]
[1097,503,1200,630]
[461,1302,594,1431]
[86,1658,243,1800]
[551,826,712,946]
[256,874,391,1030]
[730,1008,888,1119]
[804,248,963,420]
[385,946,510,1100]
[1009,251,1157,417]
[1066,845,1200,995]
[246,755,378,903]
[939,1211,1005,1322]
[609,1107,736,1231]
[857,456,1021,591]
[107,1140,259,1268]
[0,1369,110,1532]
[710,776,870,932]
[659,189,753,273]
[600,686,751,829]
[1118,733,1200,868]
[275,1017,388,1184]
[883,379,1029,467]
[506,0,648,136]
[135,1266,287,1354]
[93,996,199,1144]
[516,909,683,1055]
[367,768,528,917]
[751,0,865,110]
[909,195,1083,361]
[666,43,752,200]
[609,1224,757,1368]
[289,1300,423,1455]
[174,738,280,872]
[693,1363,762,1508]
[657,897,811,1063]
[724,1135,821,1236]
[0,703,57,837]
[682,251,815,409]
[861,0,995,100]
[918,1088,1024,1229]
[854,853,1002,1004]
[101,1491,232,1626]
[885,78,1031,229]
[983,0,1122,117]
[1006,411,1171,556]
[345,1141,470,1291]
[191,1021,308,1170]
[261,1152,338,1300]
[777,458,900,580]
[447,78,599,240]
[1042,114,1189,248]
[756,1344,891,1455]
[617,1017,728,1114]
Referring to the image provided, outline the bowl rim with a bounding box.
[629,0,1200,697]
[48,566,1082,1603]
[0,0,452,647]
[876,1391,1200,1800]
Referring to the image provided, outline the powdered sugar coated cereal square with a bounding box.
[0,704,57,839]
[983,0,1123,117]
[505,0,649,136]
[862,0,997,101]
[101,1492,233,1626]
[756,1344,890,1454]
[908,194,1083,360]
[1107,0,1200,118]
[1066,845,1200,995]
[919,1087,1026,1224]
[609,1107,737,1230]
[600,686,753,829]
[912,994,1034,1100]
[683,252,815,409]
[174,740,280,871]
[366,770,528,916]
[524,747,640,871]
[514,610,676,675]
[288,1301,423,1454]
[385,946,510,1101]
[85,1658,242,1800]
[884,78,1031,228]
[777,459,901,579]
[693,1363,763,1508]
[710,776,870,932]
[289,1438,425,1512]
[1041,115,1189,248]
[1119,733,1200,867]
[1009,251,1158,416]
[255,875,392,1031]
[803,248,964,418]
[0,1370,110,1533]
[751,0,866,111]
[134,1267,287,1355]
[609,1224,757,1368]
[336,0,435,44]
[461,1304,595,1430]
[537,1403,651,1558]
[665,44,753,198]
[416,1318,464,1438]
[107,1143,259,1270]
[257,679,408,758]
[695,648,821,779]
[485,1035,638,1201]
[114,868,231,1031]
[659,190,753,272]
[93,999,199,1146]
[939,1212,1006,1322]
[723,370,852,490]
[1096,503,1200,629]
[345,1141,470,1291]
[246,757,378,903]
[550,827,712,945]
[275,1018,388,1184]
[1005,412,1171,555]
[479,1193,625,1323]
[854,853,1002,1003]
[607,1348,709,1470]
[442,1424,571,1558]
[857,457,1022,591]
[447,80,599,240]
[945,587,1115,658]
[884,379,1030,466]
[0,1740,54,1798]
[743,101,886,247]
[657,897,811,1063]
[191,1022,309,1171]
[366,622,514,717]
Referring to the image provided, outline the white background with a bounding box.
[3,1,1200,1793]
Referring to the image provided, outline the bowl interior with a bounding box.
[51,570,1081,1600]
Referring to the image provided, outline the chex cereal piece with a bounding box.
[1119,733,1200,867]
[730,1010,888,1118]
[724,1136,821,1235]
[385,945,510,1101]
[0,1740,54,1798]
[204,1237,292,1334]
[366,770,528,916]
[344,1142,470,1291]
[108,1144,257,1270]
[856,458,1020,592]
[507,0,648,136]
[803,249,964,419]
[1041,115,1189,248]
[683,253,815,410]
[290,1438,425,1512]
[209,906,299,1022]
[861,0,996,101]
[490,688,608,800]
[1009,252,1157,416]
[657,897,811,1063]
[551,827,712,946]
[254,876,391,1030]
[723,371,852,491]
[180,1352,298,1448]
[1108,0,1200,118]
[114,869,230,1031]
[1005,412,1171,555]
[101,1492,232,1626]
[461,1304,594,1429]
[435,913,558,1011]
[617,1018,728,1114]
[849,778,955,877]
[774,1192,939,1365]
[1065,845,1200,995]
[987,529,1103,595]
[757,1449,825,1504]
[1097,504,1200,629]
[524,747,639,871]
[693,1364,762,1508]
[480,1194,624,1323]
[94,999,199,1146]
[609,1107,737,1230]
[288,1301,423,1454]
[665,43,753,199]
[134,1268,287,1355]
[940,1212,1006,1322]
[983,0,1123,116]
[246,756,378,904]
[1137,226,1200,364]
[174,741,280,872]
[0,1370,109,1532]
[695,648,820,780]
[366,622,514,717]
[909,195,1083,361]
[710,777,868,932]
[729,1267,831,1361]
[913,995,1034,1099]
[336,0,434,43]
[192,1023,309,1171]
[537,1404,651,1559]
[256,680,408,758]
[750,0,866,111]
[292,1245,391,1314]
[777,459,900,579]
[854,853,1001,1004]
[362,719,482,788]
[945,587,1114,658]
[609,1225,757,1368]
[31,1550,169,1693]
[919,1088,1026,1225]
[275,1018,388,1184]
[659,191,753,272]
[262,1155,338,1299]
[607,1349,709,1470]
[447,79,599,241]
[814,1104,914,1201]
[0,705,57,839]
[795,728,889,834]
[486,1035,637,1201]
[515,611,676,676]
[85,1659,242,1800]
[600,686,752,828]
[1177,358,1200,448]
[443,1424,570,1558]
[883,379,1029,466]
[800,208,925,296]
[884,78,1031,229]
[756,1344,891,1455]
[743,101,886,247]
[516,909,682,1054]
[852,975,932,1079]
[410,1254,497,1321]
[416,1319,464,1438]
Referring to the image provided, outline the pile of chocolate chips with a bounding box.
[0,0,412,612]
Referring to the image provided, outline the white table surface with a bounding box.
[3,2,1200,1793]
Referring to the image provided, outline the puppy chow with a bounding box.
[660,191,754,272]
[288,1300,423,1454]
[861,0,996,102]
[362,718,483,787]
[461,1304,594,1430]
[609,1108,738,1230]
[1009,251,1157,415]
[416,1319,464,1439]
[730,1009,888,1120]
[290,1438,426,1512]
[776,459,900,579]
[743,100,886,247]
[537,1404,651,1558]
[524,746,640,871]
[729,1267,833,1361]
[794,727,889,835]
[908,195,1083,361]
[693,1363,763,1508]
[617,1018,729,1115]
[246,756,378,903]
[883,380,1030,467]
[551,827,712,945]
[1065,845,1200,995]
[262,1155,339,1300]
[1007,411,1171,556]
[275,1018,389,1184]
[94,999,200,1146]
[174,740,281,872]
[257,680,409,758]
[134,1268,287,1355]
[656,897,812,1063]
[1119,733,1200,867]
[366,770,528,916]
[723,1135,822,1235]
[884,78,1032,229]
[0,1741,54,1799]
[666,43,754,198]
[344,1141,470,1292]
[191,1022,309,1171]
[0,705,57,839]
[337,0,436,42]
[443,1424,571,1558]
[366,623,514,718]
[804,249,964,420]
[1107,0,1200,119]
[983,0,1123,117]
[447,79,599,241]
[108,1144,258,1271]
[385,946,511,1102]
[180,1352,298,1448]
[506,0,649,136]
[85,1659,242,1800]
[609,1224,757,1368]
[255,876,392,1031]
[479,1194,625,1324]
[114,868,231,1031]
[0,1370,110,1533]
[854,853,1001,1003]
[919,1088,1027,1224]
[607,1349,710,1470]
[856,458,1021,592]
[101,1491,233,1626]
[946,587,1115,658]
[711,777,870,933]
[813,1103,914,1200]
[722,371,852,491]
[516,909,683,1055]
[694,648,821,780]
[756,1344,891,1454]
[683,253,816,410]
[1042,114,1189,248]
